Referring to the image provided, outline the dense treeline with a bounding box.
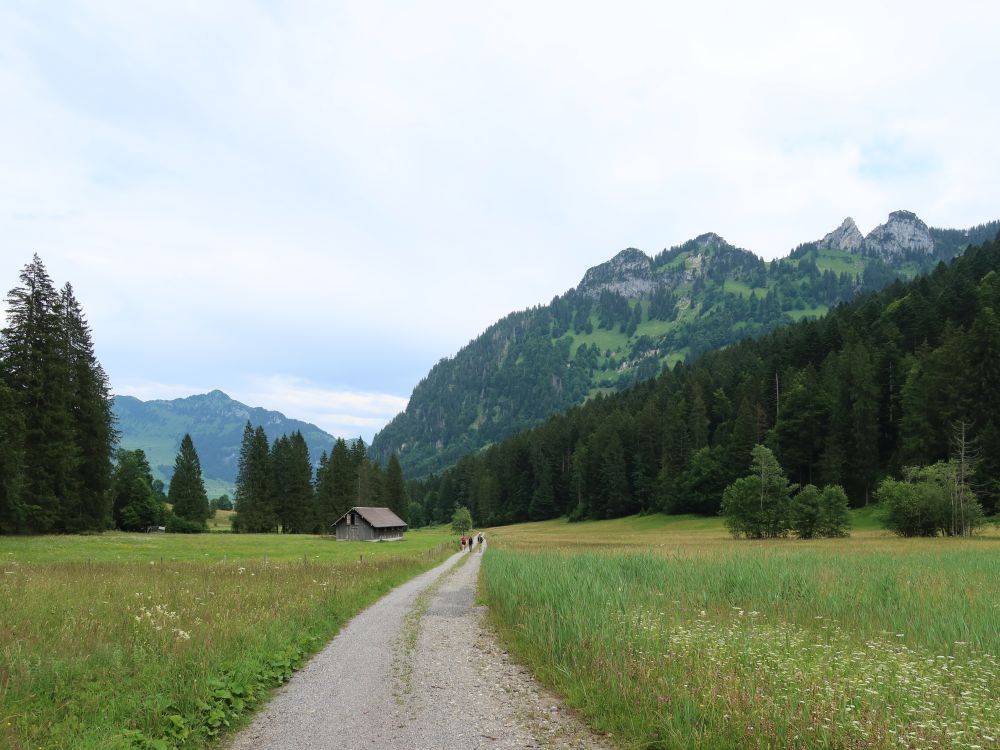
[0,255,116,533]
[231,423,407,533]
[408,234,1000,527]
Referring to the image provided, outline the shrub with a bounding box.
[721,445,793,539]
[165,513,207,534]
[877,462,984,537]
[817,485,851,537]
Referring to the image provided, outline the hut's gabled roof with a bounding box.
[333,506,407,529]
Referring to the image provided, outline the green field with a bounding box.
[482,514,1000,749]
[0,528,454,749]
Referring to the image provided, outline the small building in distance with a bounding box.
[332,506,407,541]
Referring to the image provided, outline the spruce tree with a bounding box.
[1,255,74,532]
[274,431,313,533]
[0,380,24,533]
[384,453,407,522]
[313,449,336,532]
[168,434,210,528]
[328,438,355,517]
[232,423,276,533]
[60,283,115,531]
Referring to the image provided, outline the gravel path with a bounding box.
[225,542,614,750]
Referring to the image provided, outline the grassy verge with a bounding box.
[481,518,999,749]
[0,530,453,749]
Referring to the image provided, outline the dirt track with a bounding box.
[226,542,613,750]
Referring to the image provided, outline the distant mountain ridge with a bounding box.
[113,390,337,496]
[371,211,1000,477]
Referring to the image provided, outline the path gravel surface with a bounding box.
[226,541,614,750]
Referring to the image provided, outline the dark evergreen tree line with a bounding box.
[408,234,1000,527]
[0,255,116,533]
[232,424,407,533]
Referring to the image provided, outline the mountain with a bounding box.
[407,231,1000,525]
[113,390,337,496]
[372,211,1000,478]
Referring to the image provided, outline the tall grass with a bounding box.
[0,537,453,749]
[482,547,999,749]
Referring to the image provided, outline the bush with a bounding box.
[877,462,985,537]
[721,445,793,539]
[165,513,207,534]
[790,484,851,538]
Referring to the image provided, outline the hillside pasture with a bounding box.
[483,514,1000,749]
[0,529,454,749]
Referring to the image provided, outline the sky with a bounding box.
[2,1,999,440]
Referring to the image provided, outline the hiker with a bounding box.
[460,535,466,551]
[477,533,484,552]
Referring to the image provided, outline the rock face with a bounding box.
[578,247,655,298]
[817,217,865,252]
[863,210,934,259]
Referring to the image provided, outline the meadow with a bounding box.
[0,528,454,749]
[482,513,1000,750]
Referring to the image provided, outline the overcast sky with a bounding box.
[2,1,999,440]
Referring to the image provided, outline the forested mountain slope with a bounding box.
[113,390,336,494]
[373,212,999,477]
[408,232,1000,526]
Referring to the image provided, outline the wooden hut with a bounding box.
[332,506,407,541]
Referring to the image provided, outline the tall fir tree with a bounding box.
[384,453,407,522]
[168,434,210,527]
[273,431,313,533]
[1,255,75,532]
[60,283,115,531]
[328,437,355,518]
[0,380,24,533]
[232,423,276,533]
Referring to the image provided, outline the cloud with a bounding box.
[3,0,1000,437]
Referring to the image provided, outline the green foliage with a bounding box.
[112,449,165,531]
[165,513,207,533]
[721,445,794,539]
[877,462,985,537]
[791,484,851,539]
[450,505,472,534]
[167,434,210,529]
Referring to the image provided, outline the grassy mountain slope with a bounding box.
[113,390,336,496]
[373,213,1000,477]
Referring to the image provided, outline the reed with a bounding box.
[482,542,999,749]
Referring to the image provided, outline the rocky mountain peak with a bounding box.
[863,210,933,259]
[577,247,655,299]
[817,217,864,253]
